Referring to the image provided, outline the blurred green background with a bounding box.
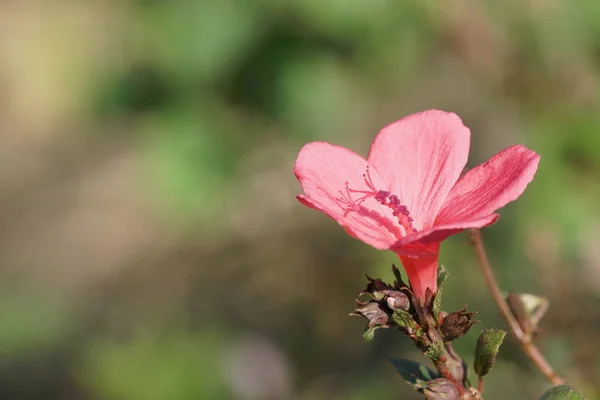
[1,1,599,399]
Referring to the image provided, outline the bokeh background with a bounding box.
[1,1,599,399]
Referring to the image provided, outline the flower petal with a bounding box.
[435,145,540,224]
[294,142,402,249]
[393,214,499,249]
[367,110,471,230]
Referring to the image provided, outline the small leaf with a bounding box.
[363,327,376,342]
[433,266,448,319]
[474,329,506,377]
[432,289,444,323]
[507,292,549,334]
[389,358,439,391]
[539,385,586,400]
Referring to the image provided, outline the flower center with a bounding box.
[372,190,415,234]
[337,166,416,235]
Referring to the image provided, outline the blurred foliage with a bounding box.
[0,291,71,357]
[1,0,600,399]
[82,329,228,400]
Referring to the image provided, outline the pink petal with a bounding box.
[392,214,499,249]
[367,110,471,230]
[294,142,403,250]
[435,145,540,224]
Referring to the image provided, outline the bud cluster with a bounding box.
[351,265,477,350]
[351,265,479,398]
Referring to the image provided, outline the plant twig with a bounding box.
[469,229,565,386]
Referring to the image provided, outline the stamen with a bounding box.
[349,166,379,199]
[336,182,362,216]
[337,167,416,235]
[374,191,416,235]
[362,166,377,192]
[374,190,389,203]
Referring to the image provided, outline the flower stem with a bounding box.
[469,229,565,386]
[432,357,466,394]
[477,376,484,394]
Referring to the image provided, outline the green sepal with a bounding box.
[436,265,449,288]
[433,265,448,320]
[392,309,418,331]
[424,340,445,361]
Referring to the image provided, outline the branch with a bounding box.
[469,229,565,386]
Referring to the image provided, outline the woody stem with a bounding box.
[469,229,565,386]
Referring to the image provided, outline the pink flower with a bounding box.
[294,110,540,299]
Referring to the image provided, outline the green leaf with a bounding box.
[474,329,506,377]
[389,358,439,391]
[539,385,586,400]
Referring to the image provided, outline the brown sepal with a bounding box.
[440,306,479,342]
[350,300,392,329]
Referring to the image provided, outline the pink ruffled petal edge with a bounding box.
[435,144,540,225]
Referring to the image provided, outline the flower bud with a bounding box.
[423,378,460,400]
[386,291,410,311]
[361,276,409,310]
[440,307,478,342]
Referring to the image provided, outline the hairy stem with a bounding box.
[469,229,565,385]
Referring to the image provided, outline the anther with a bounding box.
[373,190,416,234]
[375,190,389,203]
